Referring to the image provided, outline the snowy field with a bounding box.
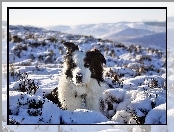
[4,23,166,125]
[1,20,174,131]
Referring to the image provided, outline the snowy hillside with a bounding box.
[46,21,166,50]
[5,24,166,125]
[109,28,154,36]
[124,32,166,50]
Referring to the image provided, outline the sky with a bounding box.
[2,2,174,27]
[8,9,166,27]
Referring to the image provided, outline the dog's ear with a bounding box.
[87,49,106,65]
[97,50,106,65]
[85,49,106,84]
[63,42,79,54]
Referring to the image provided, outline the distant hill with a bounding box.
[48,22,164,50]
[6,21,166,50]
[109,28,154,37]
[143,21,166,27]
[125,32,166,50]
[45,21,166,37]
[47,25,71,31]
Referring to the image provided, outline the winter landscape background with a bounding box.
[1,10,174,132]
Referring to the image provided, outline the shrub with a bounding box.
[9,118,20,124]
[13,43,28,58]
[14,72,39,94]
[9,64,21,81]
[12,35,23,43]
[47,36,58,43]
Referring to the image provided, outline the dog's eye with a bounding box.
[84,62,90,68]
[72,62,76,67]
[84,58,90,68]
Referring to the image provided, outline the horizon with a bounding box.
[8,9,166,27]
[4,18,166,28]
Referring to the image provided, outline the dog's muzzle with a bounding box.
[76,73,83,83]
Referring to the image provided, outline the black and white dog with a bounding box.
[58,42,107,111]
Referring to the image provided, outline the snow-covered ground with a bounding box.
[4,23,166,125]
[1,19,173,131]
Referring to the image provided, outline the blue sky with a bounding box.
[8,9,166,27]
[3,2,173,27]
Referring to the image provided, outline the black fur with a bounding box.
[84,49,106,84]
[63,42,78,78]
[63,42,79,55]
[64,55,76,78]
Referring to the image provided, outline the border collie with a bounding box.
[58,42,107,112]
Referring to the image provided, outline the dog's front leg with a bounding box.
[81,94,87,109]
[74,91,87,109]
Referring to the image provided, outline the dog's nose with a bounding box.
[76,73,83,83]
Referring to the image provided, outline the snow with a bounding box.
[103,88,125,102]
[145,103,166,124]
[6,23,167,125]
[61,109,108,124]
[1,18,173,131]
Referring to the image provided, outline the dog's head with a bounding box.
[63,42,106,85]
